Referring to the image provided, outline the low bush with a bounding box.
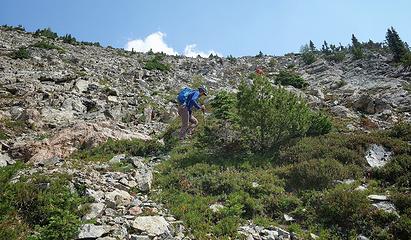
[144,55,170,71]
[279,133,365,165]
[72,138,164,162]
[61,34,77,44]
[315,186,371,234]
[352,47,364,60]
[301,44,316,65]
[275,70,308,89]
[1,24,25,31]
[388,122,411,141]
[306,111,332,136]
[286,158,361,191]
[263,193,302,219]
[401,52,411,68]
[0,166,91,240]
[80,41,101,47]
[32,40,65,52]
[10,47,30,59]
[325,51,346,62]
[392,216,411,239]
[34,28,58,39]
[374,154,411,187]
[226,55,236,63]
[391,192,411,216]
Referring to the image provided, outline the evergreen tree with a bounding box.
[386,27,408,62]
[301,44,316,65]
[351,34,363,59]
[237,76,311,150]
[256,51,264,58]
[351,34,361,48]
[321,41,330,54]
[309,40,316,51]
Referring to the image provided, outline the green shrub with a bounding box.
[211,91,238,122]
[352,47,364,60]
[264,193,302,219]
[278,132,404,166]
[223,191,263,219]
[275,70,307,89]
[392,216,411,240]
[61,34,77,44]
[389,122,411,141]
[10,47,30,59]
[144,55,170,71]
[226,55,236,63]
[325,51,346,62]
[315,186,371,234]
[0,171,91,240]
[307,111,332,136]
[391,192,411,216]
[212,216,240,237]
[80,41,101,47]
[198,91,242,150]
[72,138,164,162]
[34,28,58,39]
[301,44,316,65]
[374,154,411,187]
[237,76,311,150]
[156,191,215,238]
[286,159,360,191]
[401,52,411,67]
[32,40,65,52]
[1,24,25,31]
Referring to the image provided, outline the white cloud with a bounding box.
[125,32,178,55]
[183,44,222,58]
[125,32,221,58]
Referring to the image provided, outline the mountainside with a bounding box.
[0,27,410,240]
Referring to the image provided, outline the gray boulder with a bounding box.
[365,144,392,168]
[77,224,111,239]
[134,168,153,192]
[83,203,105,220]
[131,216,171,237]
[0,153,13,167]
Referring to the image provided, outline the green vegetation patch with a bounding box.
[72,138,164,162]
[32,40,65,53]
[10,47,31,60]
[154,82,410,239]
[34,28,58,39]
[144,55,170,71]
[0,163,92,240]
[275,70,308,89]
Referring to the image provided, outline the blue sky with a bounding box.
[1,0,410,57]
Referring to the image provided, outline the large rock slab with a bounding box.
[0,153,13,167]
[131,216,170,236]
[83,203,105,220]
[134,168,153,192]
[105,189,132,207]
[77,224,111,239]
[365,144,392,168]
[11,121,150,163]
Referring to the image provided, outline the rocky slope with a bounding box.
[0,28,410,239]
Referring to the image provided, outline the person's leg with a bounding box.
[178,105,189,140]
[187,114,198,135]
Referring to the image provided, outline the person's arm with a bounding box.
[187,91,201,110]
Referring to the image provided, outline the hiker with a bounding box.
[255,67,264,75]
[177,85,208,140]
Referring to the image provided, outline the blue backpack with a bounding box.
[177,87,193,105]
